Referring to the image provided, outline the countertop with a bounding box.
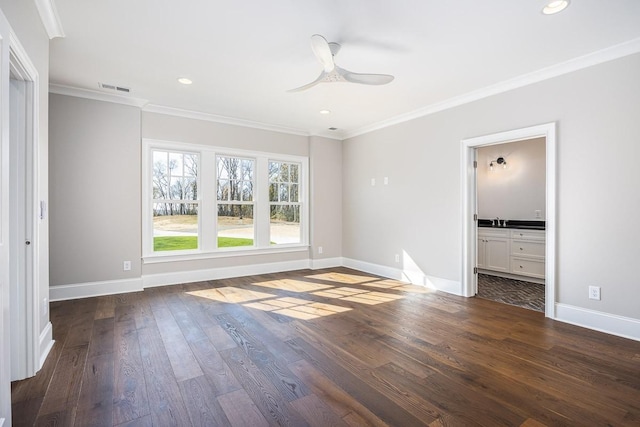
[478,219,545,230]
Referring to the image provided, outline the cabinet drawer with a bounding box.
[510,257,545,278]
[479,228,510,238]
[510,230,545,241]
[511,240,545,257]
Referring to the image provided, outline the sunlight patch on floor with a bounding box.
[187,287,275,303]
[306,272,379,285]
[312,287,405,305]
[312,287,368,298]
[250,279,334,293]
[244,297,351,320]
[357,279,433,293]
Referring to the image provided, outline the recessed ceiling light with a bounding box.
[542,0,570,15]
[319,109,331,115]
[178,77,193,85]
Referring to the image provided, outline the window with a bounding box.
[151,150,199,252]
[143,140,308,260]
[216,156,255,248]
[269,161,301,245]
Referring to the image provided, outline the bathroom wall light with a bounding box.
[489,157,507,170]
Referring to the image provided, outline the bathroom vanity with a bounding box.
[477,220,545,283]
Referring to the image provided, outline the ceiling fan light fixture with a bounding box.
[542,0,570,15]
[178,77,193,85]
[319,109,331,115]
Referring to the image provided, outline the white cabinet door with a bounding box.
[477,237,486,268]
[485,238,510,272]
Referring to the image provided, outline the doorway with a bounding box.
[475,138,546,312]
[461,123,556,319]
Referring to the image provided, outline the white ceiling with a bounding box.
[49,0,640,139]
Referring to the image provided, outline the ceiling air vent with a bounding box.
[328,127,338,131]
[98,82,131,93]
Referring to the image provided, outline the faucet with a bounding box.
[493,217,499,227]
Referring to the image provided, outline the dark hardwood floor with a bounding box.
[11,267,640,426]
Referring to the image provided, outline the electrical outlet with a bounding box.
[589,286,601,300]
[123,261,131,271]
[394,254,400,263]
[384,177,389,185]
[42,297,48,316]
[371,178,376,186]
[535,209,542,219]
[318,246,323,254]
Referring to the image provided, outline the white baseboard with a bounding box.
[38,322,54,370]
[142,259,311,288]
[555,303,640,342]
[309,257,343,270]
[49,277,143,302]
[342,257,462,295]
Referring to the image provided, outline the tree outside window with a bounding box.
[269,161,301,244]
[216,156,255,248]
[152,151,199,251]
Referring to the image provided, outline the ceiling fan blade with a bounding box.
[341,69,394,85]
[310,34,335,73]
[288,71,327,92]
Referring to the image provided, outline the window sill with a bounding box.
[142,244,309,264]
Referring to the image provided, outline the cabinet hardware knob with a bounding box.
[520,247,523,250]
[520,265,523,268]
[25,240,31,245]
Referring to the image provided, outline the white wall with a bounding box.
[310,136,342,261]
[48,105,344,291]
[49,94,141,286]
[343,52,640,321]
[477,137,545,220]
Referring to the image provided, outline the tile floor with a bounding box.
[477,273,545,312]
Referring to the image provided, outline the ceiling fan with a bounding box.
[289,34,394,92]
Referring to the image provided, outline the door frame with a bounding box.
[9,39,40,380]
[7,27,41,381]
[461,123,556,318]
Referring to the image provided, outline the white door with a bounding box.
[9,76,34,381]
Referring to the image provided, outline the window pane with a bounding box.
[269,183,278,202]
[280,163,289,182]
[217,180,229,201]
[279,183,289,202]
[290,164,299,183]
[242,160,253,180]
[170,177,186,199]
[184,154,198,177]
[217,157,228,179]
[152,152,169,199]
[169,152,183,175]
[185,177,197,200]
[217,204,254,248]
[230,181,241,201]
[242,181,253,201]
[270,205,300,245]
[290,184,299,202]
[269,162,280,182]
[153,203,198,251]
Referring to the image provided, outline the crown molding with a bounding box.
[34,0,65,39]
[342,37,640,140]
[49,84,149,108]
[142,104,311,137]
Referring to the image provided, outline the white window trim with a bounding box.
[142,139,309,263]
